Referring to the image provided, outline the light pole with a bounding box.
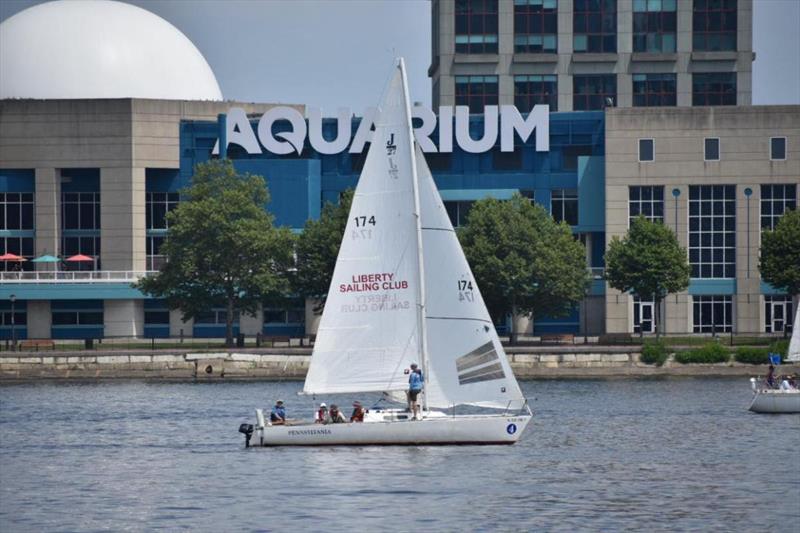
[10,294,16,352]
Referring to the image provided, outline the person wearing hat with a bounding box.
[408,363,424,420]
[315,402,329,424]
[270,399,286,425]
[328,404,346,424]
[350,401,365,422]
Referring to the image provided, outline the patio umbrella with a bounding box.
[65,254,94,262]
[0,253,25,261]
[31,254,60,263]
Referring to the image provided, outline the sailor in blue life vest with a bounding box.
[270,399,286,425]
[408,363,424,420]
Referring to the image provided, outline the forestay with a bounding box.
[303,65,422,395]
[416,145,526,410]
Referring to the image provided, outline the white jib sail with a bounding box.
[303,62,423,395]
[787,306,800,362]
[416,145,526,410]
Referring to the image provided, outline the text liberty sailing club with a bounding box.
[339,273,408,293]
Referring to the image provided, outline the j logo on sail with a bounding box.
[386,133,397,156]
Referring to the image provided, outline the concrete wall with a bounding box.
[431,0,753,110]
[605,105,800,334]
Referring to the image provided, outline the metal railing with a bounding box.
[0,271,156,283]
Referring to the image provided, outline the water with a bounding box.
[1,378,798,532]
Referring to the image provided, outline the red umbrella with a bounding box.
[0,253,25,261]
[65,254,94,262]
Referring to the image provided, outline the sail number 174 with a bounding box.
[458,280,474,302]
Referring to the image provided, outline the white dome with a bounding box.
[0,0,223,100]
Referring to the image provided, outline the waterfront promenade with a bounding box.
[1,344,795,381]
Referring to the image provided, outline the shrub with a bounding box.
[733,347,771,365]
[641,340,669,366]
[769,339,789,357]
[674,342,730,364]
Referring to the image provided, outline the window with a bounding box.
[632,73,677,107]
[444,201,475,227]
[146,192,178,271]
[455,75,499,114]
[765,296,793,334]
[760,184,797,231]
[0,193,34,231]
[629,186,664,224]
[693,0,737,51]
[264,307,305,325]
[633,0,677,53]
[573,0,617,53]
[693,73,736,106]
[514,75,558,111]
[770,137,787,161]
[0,310,27,326]
[144,311,170,325]
[493,150,523,170]
[688,185,735,278]
[52,310,104,326]
[693,295,732,333]
[514,0,558,53]
[633,297,656,334]
[146,192,179,230]
[639,139,654,162]
[195,309,240,325]
[455,0,499,54]
[562,146,593,171]
[704,137,720,161]
[62,192,100,230]
[146,235,166,271]
[573,74,616,110]
[551,189,578,225]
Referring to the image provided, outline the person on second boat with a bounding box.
[350,401,365,422]
[408,363,424,420]
[328,404,347,424]
[270,400,286,425]
[766,364,776,388]
[316,402,329,424]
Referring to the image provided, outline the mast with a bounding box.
[398,58,430,412]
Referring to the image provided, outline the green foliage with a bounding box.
[760,209,800,296]
[769,339,789,357]
[458,194,590,339]
[733,347,771,365]
[292,190,353,312]
[605,217,690,335]
[640,339,669,366]
[135,160,295,346]
[674,342,731,364]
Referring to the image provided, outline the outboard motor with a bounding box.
[239,423,254,448]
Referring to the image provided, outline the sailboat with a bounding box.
[239,59,531,446]
[748,306,800,413]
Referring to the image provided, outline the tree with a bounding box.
[292,189,354,313]
[136,160,294,347]
[604,216,690,338]
[459,194,590,343]
[760,208,800,297]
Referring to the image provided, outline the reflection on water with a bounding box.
[1,378,798,532]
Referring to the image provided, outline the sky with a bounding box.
[1,0,798,109]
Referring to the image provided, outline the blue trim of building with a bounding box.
[760,281,788,295]
[0,169,35,192]
[688,279,737,295]
[0,284,146,300]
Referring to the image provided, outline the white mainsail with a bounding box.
[303,63,422,395]
[787,306,800,362]
[303,58,526,410]
[416,145,526,409]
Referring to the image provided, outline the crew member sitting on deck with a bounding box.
[350,401,365,422]
[328,404,346,424]
[270,400,286,425]
[316,402,329,424]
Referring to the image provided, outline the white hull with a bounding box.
[749,389,800,413]
[245,410,532,447]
